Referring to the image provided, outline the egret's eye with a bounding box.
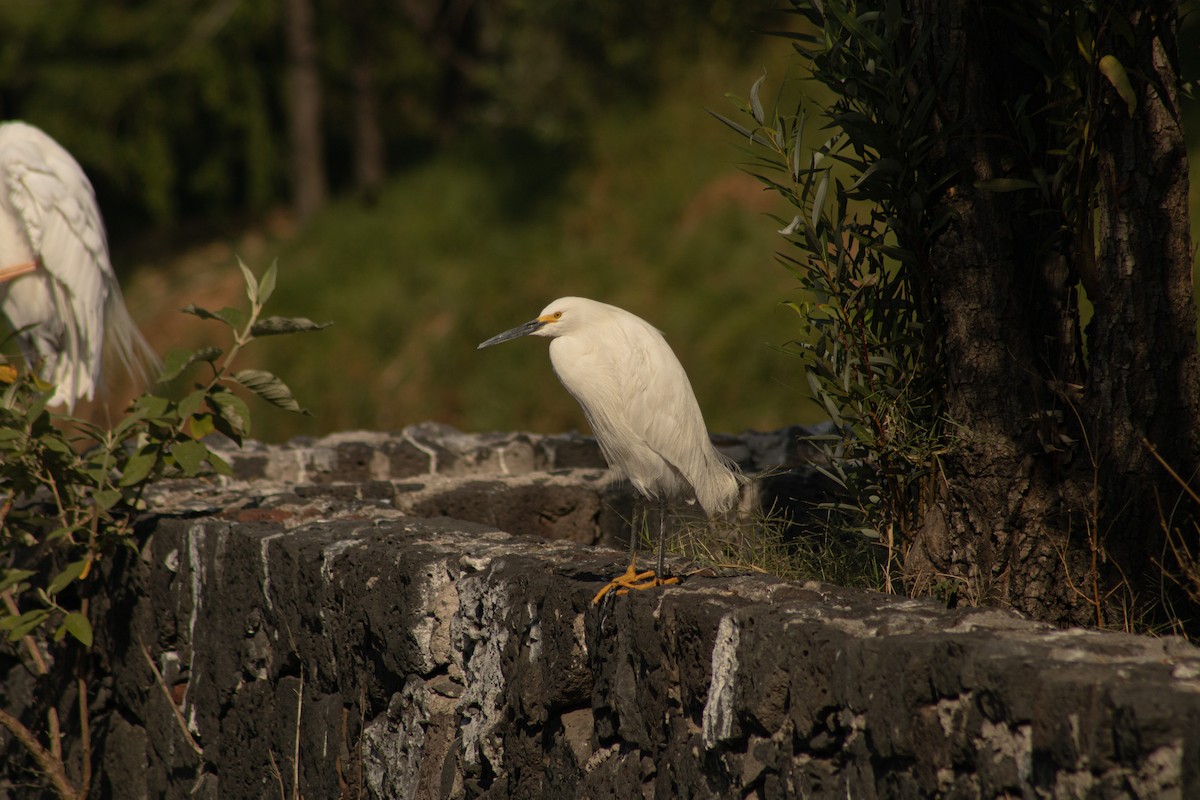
[551,311,563,320]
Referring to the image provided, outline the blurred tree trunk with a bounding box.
[283,0,327,222]
[352,59,385,196]
[350,3,385,197]
[903,0,1200,628]
[397,0,481,139]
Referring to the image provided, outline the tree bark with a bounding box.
[902,0,1199,628]
[283,0,327,223]
[1087,2,1200,603]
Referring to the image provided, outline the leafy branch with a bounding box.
[0,259,328,798]
[713,0,949,589]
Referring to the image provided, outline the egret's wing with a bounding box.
[0,123,156,406]
[617,319,740,515]
[0,125,106,405]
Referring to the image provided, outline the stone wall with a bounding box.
[7,424,1200,798]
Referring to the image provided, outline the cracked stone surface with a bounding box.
[3,424,1199,799]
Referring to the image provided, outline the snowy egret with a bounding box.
[478,296,741,603]
[0,120,158,410]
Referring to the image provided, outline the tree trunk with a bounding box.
[902,0,1199,628]
[283,0,327,223]
[1087,2,1200,607]
[352,58,385,197]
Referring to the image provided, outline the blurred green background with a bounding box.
[2,2,1198,442]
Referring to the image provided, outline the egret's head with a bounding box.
[477,297,580,348]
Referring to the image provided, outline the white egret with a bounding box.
[0,120,158,410]
[478,296,741,603]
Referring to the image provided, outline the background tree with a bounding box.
[734,0,1199,629]
[283,0,328,222]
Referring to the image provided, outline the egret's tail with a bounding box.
[103,287,160,394]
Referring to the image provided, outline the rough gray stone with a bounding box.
[3,424,1199,799]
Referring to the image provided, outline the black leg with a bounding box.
[655,499,667,578]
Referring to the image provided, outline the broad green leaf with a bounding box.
[40,434,75,454]
[249,316,332,337]
[158,347,196,383]
[159,347,224,383]
[189,413,216,440]
[211,391,252,438]
[24,392,50,425]
[131,394,172,420]
[60,612,93,647]
[120,448,159,486]
[231,370,309,414]
[171,439,210,476]
[178,389,208,420]
[48,559,89,595]
[207,449,234,477]
[93,489,122,512]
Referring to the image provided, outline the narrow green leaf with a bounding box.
[182,304,247,330]
[706,109,775,148]
[47,526,77,542]
[1098,54,1137,115]
[237,258,258,305]
[4,609,50,641]
[249,316,332,337]
[231,369,308,414]
[0,569,36,593]
[258,260,278,306]
[749,74,767,124]
[48,560,90,595]
[812,171,830,230]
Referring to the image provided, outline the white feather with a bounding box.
[0,121,159,409]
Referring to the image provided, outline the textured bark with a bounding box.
[903,0,1199,628]
[1087,4,1200,589]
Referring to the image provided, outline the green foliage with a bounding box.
[0,261,324,650]
[713,0,951,581]
[169,49,810,442]
[0,0,756,228]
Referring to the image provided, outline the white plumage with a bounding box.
[479,296,741,599]
[0,121,158,410]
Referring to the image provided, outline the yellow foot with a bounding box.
[591,563,679,604]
